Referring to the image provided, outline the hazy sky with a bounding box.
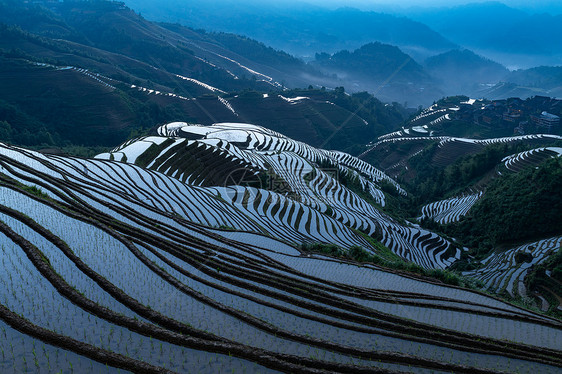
[300,0,562,14]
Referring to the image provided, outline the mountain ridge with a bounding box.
[122,0,457,58]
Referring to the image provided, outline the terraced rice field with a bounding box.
[100,123,457,269]
[1,141,561,373]
[503,147,562,172]
[419,143,562,226]
[464,237,562,300]
[33,62,117,90]
[420,192,483,224]
[368,104,464,144]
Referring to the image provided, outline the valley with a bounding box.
[0,0,561,373]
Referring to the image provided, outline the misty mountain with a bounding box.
[309,43,521,105]
[425,49,509,97]
[122,0,456,59]
[405,1,562,68]
[508,66,562,90]
[477,66,562,100]
[314,42,428,83]
[311,42,441,105]
[2,0,560,114]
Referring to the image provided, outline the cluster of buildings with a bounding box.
[467,96,560,135]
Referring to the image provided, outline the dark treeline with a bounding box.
[449,157,562,257]
[407,142,531,207]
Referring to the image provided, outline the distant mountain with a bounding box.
[425,49,509,96]
[314,42,428,83]
[405,1,562,68]
[311,42,442,106]
[119,0,562,103]
[122,0,456,59]
[508,66,562,90]
[477,67,562,100]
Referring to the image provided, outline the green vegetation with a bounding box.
[299,241,481,288]
[20,185,50,199]
[435,96,470,106]
[0,101,59,147]
[334,165,415,222]
[380,191,416,224]
[59,145,110,158]
[4,178,55,203]
[395,140,562,227]
[527,249,562,285]
[135,138,175,168]
[407,142,530,207]
[299,242,344,257]
[299,242,402,270]
[337,171,375,202]
[0,54,197,148]
[448,157,562,257]
[217,225,235,230]
[525,247,562,317]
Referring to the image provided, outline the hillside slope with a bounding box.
[98,122,461,269]
[1,134,561,373]
[362,116,562,314]
[0,1,412,151]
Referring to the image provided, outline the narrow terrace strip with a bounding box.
[0,304,172,374]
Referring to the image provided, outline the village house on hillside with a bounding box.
[531,111,560,132]
[465,96,561,134]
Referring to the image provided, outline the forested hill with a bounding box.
[0,0,409,153]
[425,49,509,96]
[450,156,562,253]
[313,42,430,84]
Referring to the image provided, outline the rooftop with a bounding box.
[541,111,560,120]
